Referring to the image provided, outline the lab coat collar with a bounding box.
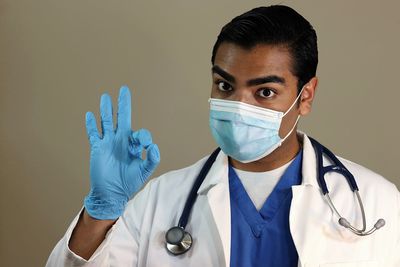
[197,148,229,195]
[197,131,320,195]
[297,131,319,188]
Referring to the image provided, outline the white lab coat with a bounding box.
[46,132,400,267]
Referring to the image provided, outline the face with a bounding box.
[211,42,317,137]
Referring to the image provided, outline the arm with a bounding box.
[46,209,117,267]
[69,210,116,260]
[45,207,140,267]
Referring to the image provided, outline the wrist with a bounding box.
[84,194,128,220]
[82,209,117,226]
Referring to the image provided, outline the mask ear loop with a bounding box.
[282,85,306,117]
[279,85,306,143]
[280,115,301,144]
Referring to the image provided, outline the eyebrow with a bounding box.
[211,65,286,86]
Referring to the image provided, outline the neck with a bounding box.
[229,131,301,172]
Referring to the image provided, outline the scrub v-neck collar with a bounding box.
[228,150,303,237]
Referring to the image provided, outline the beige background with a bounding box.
[0,0,399,266]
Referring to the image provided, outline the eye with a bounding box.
[215,80,233,92]
[257,88,276,99]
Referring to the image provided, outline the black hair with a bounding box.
[211,5,318,93]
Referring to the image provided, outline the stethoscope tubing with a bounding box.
[165,137,385,256]
[178,147,221,229]
[309,137,385,236]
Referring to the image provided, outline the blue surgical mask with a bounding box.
[209,87,304,163]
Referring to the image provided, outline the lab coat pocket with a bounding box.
[318,260,379,267]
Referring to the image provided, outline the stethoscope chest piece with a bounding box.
[165,226,193,255]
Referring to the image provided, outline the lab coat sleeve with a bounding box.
[45,178,157,267]
[386,189,400,267]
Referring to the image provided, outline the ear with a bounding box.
[299,77,318,116]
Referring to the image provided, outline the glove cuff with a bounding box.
[84,195,128,220]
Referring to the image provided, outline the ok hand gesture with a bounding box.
[83,86,160,220]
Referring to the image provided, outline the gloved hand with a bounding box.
[83,86,160,220]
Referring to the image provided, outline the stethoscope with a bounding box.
[165,137,386,256]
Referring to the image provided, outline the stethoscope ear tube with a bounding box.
[339,217,385,236]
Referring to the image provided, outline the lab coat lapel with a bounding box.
[197,150,231,267]
[290,132,328,265]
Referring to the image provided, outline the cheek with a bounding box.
[278,106,300,137]
[278,116,289,137]
[210,86,219,97]
[210,85,229,99]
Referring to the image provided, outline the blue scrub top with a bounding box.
[229,151,303,267]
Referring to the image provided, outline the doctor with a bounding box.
[47,5,400,267]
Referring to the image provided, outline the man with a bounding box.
[46,5,400,267]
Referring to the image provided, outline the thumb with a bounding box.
[141,143,160,175]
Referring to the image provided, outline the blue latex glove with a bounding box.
[83,86,160,220]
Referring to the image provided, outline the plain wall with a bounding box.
[0,0,399,266]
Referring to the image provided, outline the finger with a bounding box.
[100,93,114,137]
[117,86,131,132]
[85,112,100,145]
[141,143,160,174]
[129,129,153,158]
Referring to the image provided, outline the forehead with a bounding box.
[213,42,296,82]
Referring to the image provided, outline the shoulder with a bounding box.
[150,154,210,191]
[338,156,398,193]
[121,154,212,235]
